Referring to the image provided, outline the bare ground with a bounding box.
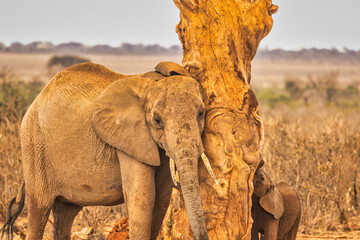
[2,216,360,239]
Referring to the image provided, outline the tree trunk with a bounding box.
[158,0,277,239]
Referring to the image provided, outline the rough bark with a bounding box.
[158,0,277,239]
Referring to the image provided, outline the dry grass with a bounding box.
[0,67,43,221]
[251,58,360,88]
[1,56,359,238]
[255,71,360,234]
[260,105,360,234]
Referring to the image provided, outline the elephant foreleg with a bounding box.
[119,152,156,240]
[52,200,82,240]
[263,216,279,240]
[251,227,260,240]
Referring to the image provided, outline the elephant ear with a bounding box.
[259,185,284,219]
[256,159,265,171]
[155,61,190,76]
[92,76,160,166]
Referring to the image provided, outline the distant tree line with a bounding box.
[0,41,182,56]
[1,41,360,61]
[256,47,360,62]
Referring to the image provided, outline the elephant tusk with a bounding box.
[170,158,179,186]
[201,153,219,185]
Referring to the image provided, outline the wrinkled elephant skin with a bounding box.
[251,164,301,240]
[2,62,211,240]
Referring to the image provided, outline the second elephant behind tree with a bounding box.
[251,161,301,240]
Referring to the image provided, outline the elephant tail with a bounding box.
[1,182,25,240]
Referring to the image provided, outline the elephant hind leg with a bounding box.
[26,194,53,240]
[286,211,301,240]
[52,200,82,240]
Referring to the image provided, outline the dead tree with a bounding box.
[158,0,278,239]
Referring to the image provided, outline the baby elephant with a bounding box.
[251,162,301,240]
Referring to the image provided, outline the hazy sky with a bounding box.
[1,0,359,50]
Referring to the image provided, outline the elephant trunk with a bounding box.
[165,121,209,240]
[177,159,208,240]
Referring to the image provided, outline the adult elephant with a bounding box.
[1,62,216,240]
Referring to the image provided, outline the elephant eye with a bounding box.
[198,109,204,118]
[153,115,163,129]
